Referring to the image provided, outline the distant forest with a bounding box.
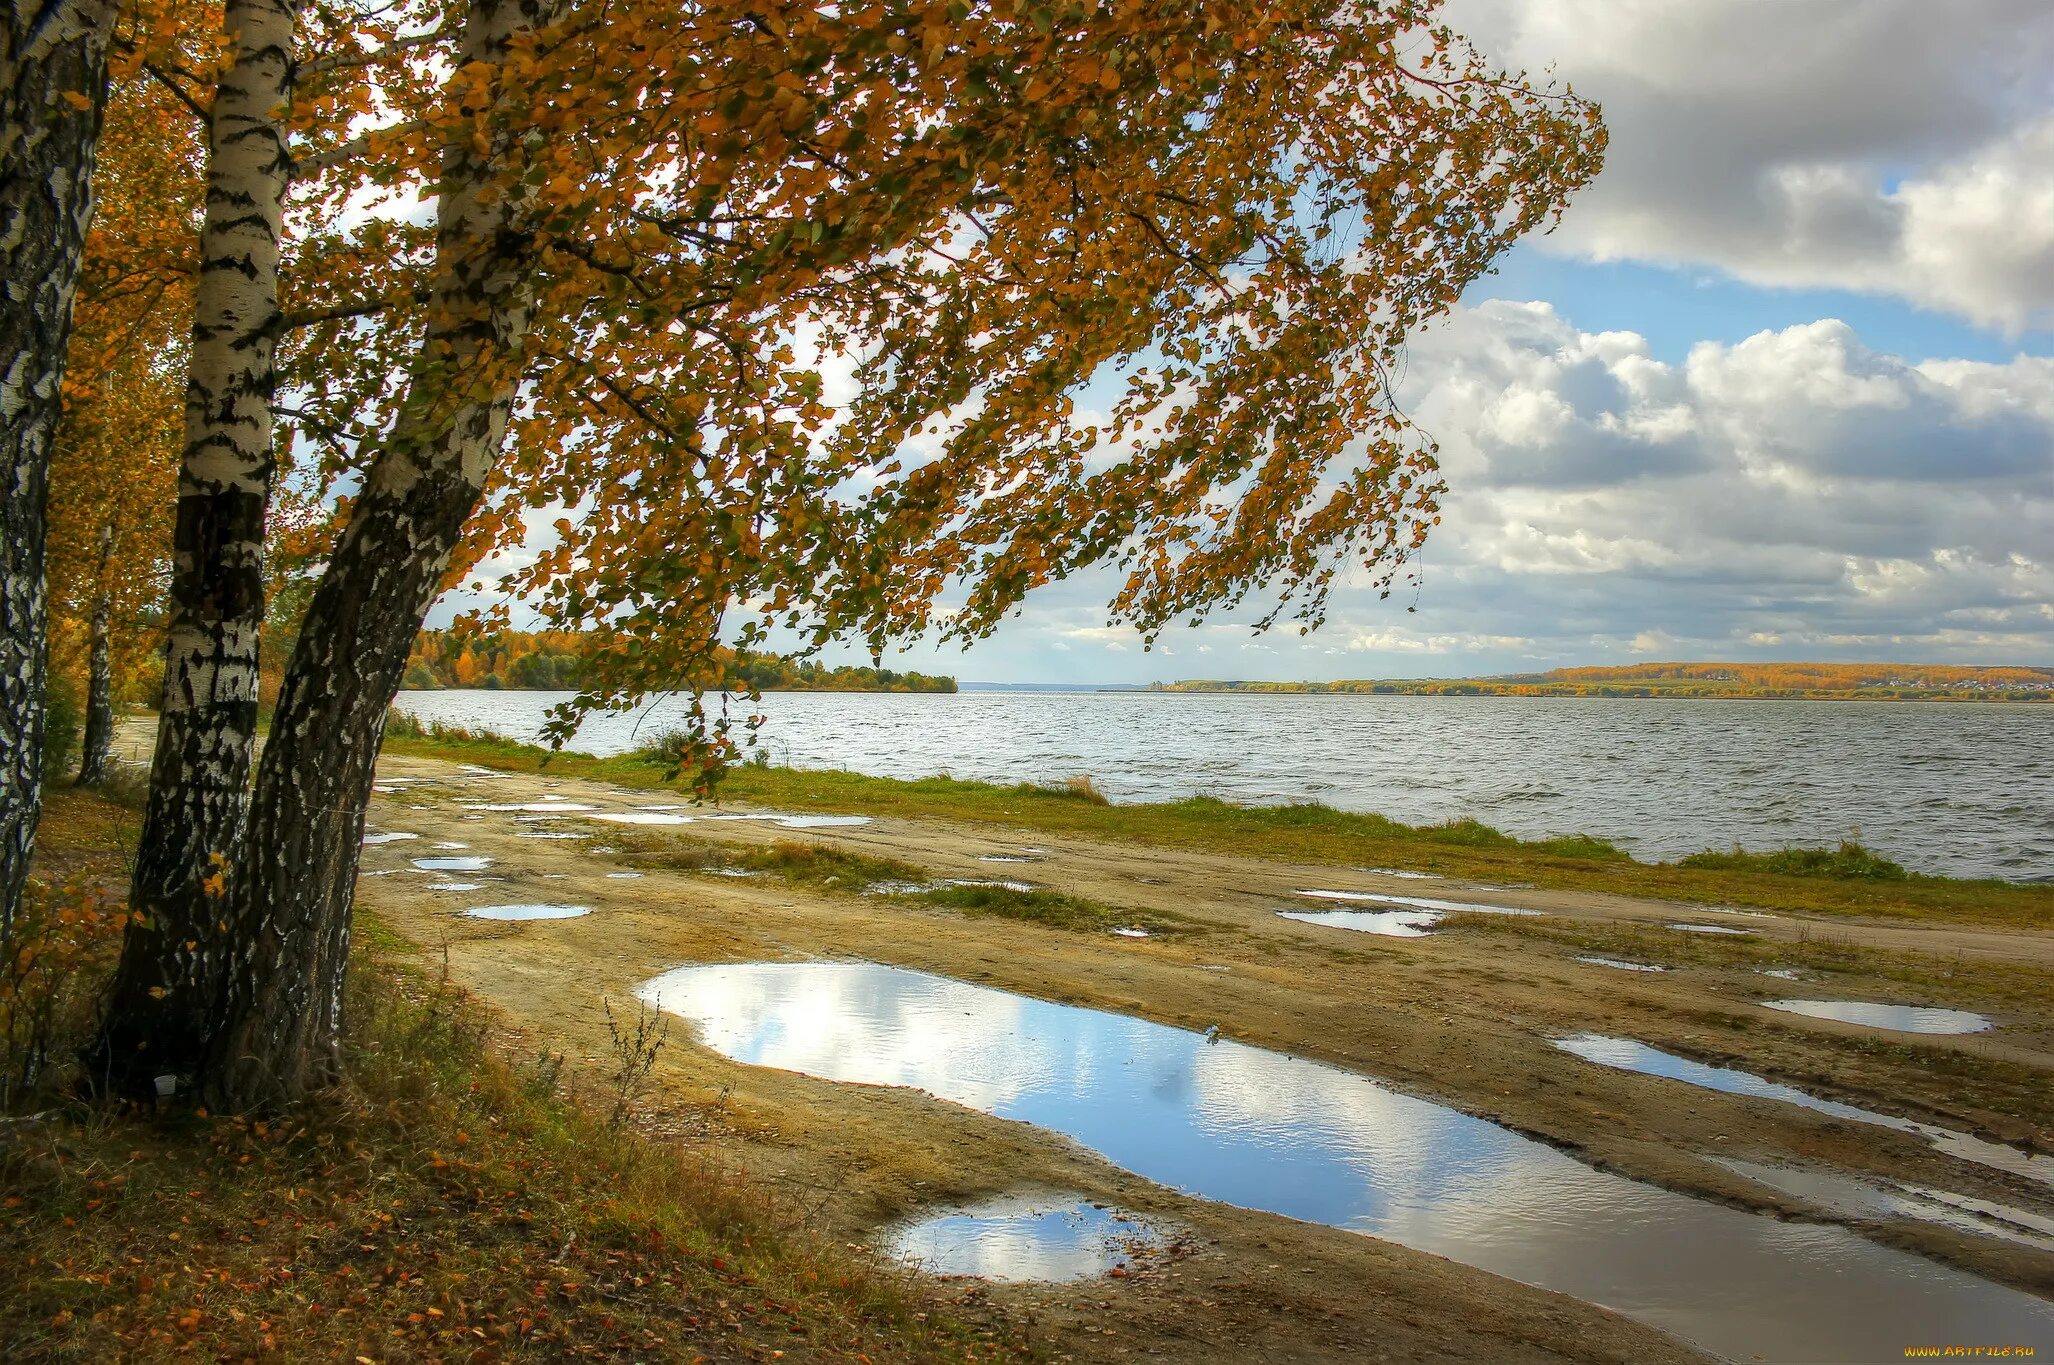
[402,630,956,693]
[1155,662,2054,702]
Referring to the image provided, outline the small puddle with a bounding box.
[1576,956,1668,973]
[1669,923,1754,936]
[1713,1157,2054,1252]
[883,1196,1171,1282]
[1761,967,1804,980]
[477,801,599,812]
[427,881,486,892]
[414,856,492,872]
[1295,890,1539,917]
[1554,1034,2054,1190]
[1762,999,1993,1035]
[641,962,2054,1362]
[586,811,695,825]
[465,903,591,921]
[607,871,644,880]
[519,831,591,840]
[1279,908,1441,938]
[361,832,418,846]
[943,878,1036,893]
[978,854,1041,864]
[1360,867,1440,880]
[1111,927,1151,939]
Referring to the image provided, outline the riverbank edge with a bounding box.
[379,721,2053,931]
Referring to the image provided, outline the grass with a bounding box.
[3,787,1019,1364]
[906,883,1194,936]
[614,831,927,893]
[380,722,2054,931]
[1679,839,1908,880]
[608,831,1194,936]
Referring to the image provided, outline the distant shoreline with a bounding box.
[1140,686,2049,703]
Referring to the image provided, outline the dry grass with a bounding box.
[2,789,1021,1365]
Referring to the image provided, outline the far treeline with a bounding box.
[1155,662,2054,701]
[403,631,954,693]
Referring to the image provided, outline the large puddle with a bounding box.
[1279,907,1440,938]
[1295,889,1540,916]
[414,856,492,872]
[1762,998,1993,1035]
[883,1196,1170,1282]
[1556,1034,2054,1190]
[465,903,590,921]
[1711,1157,2054,1253]
[640,962,2054,1363]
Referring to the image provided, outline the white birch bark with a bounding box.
[0,0,120,939]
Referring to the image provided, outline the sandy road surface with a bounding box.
[352,749,2054,1362]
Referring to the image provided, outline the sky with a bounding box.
[447,0,2054,685]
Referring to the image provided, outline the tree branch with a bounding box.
[142,61,210,123]
[281,297,391,332]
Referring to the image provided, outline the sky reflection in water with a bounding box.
[641,962,2054,1364]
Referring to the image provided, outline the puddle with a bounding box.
[1760,967,1804,980]
[883,1196,1171,1282]
[361,832,418,846]
[1554,1034,2054,1190]
[1111,928,1151,939]
[1360,867,1440,880]
[1762,999,1993,1035]
[478,801,598,812]
[641,961,2054,1362]
[427,881,485,892]
[1278,908,1441,938]
[636,803,689,810]
[1713,1157,2054,1252]
[414,856,492,873]
[765,813,871,829]
[1295,890,1539,917]
[519,831,591,840]
[1576,956,1668,973]
[943,878,1036,893]
[1668,923,1754,936]
[863,878,931,895]
[465,903,591,921]
[606,871,644,880]
[433,841,470,850]
[978,854,1041,864]
[585,811,695,826]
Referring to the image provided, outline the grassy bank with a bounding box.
[609,830,1202,936]
[381,721,2054,931]
[2,788,1018,1364]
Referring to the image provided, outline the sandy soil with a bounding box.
[351,750,2054,1362]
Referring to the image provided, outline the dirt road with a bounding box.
[354,750,2054,1362]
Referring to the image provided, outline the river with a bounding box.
[388,689,2054,881]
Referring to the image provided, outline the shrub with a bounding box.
[1679,839,1909,881]
[39,676,81,787]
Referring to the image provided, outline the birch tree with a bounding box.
[97,0,1605,1106]
[0,0,122,935]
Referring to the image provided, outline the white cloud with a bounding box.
[1451,0,2054,330]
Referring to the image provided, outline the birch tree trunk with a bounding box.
[0,0,119,940]
[74,522,112,785]
[204,0,554,1108]
[96,0,297,1090]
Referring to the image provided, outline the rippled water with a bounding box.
[640,961,2054,1363]
[390,690,2054,879]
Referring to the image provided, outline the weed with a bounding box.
[1680,840,1909,881]
[602,996,670,1132]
